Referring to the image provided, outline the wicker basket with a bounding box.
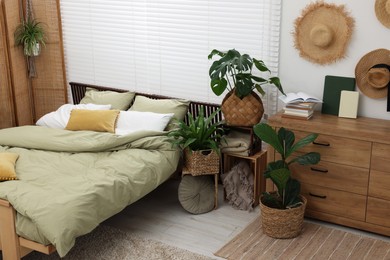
[260,195,307,239]
[221,90,264,127]
[182,149,220,175]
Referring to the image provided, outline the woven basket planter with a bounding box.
[182,149,220,176]
[221,90,264,127]
[260,195,307,239]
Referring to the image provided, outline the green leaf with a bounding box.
[253,123,284,155]
[208,49,225,59]
[284,178,301,208]
[288,133,318,157]
[255,84,266,96]
[234,53,252,72]
[253,58,270,72]
[250,75,268,83]
[235,80,252,98]
[289,152,321,166]
[264,160,285,178]
[210,78,227,96]
[261,192,283,209]
[269,77,285,95]
[278,127,295,159]
[269,168,291,195]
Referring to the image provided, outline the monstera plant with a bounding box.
[208,49,285,126]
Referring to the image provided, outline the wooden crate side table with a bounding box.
[222,150,267,206]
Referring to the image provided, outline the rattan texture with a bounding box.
[32,0,67,120]
[260,196,307,239]
[182,149,220,175]
[0,3,16,128]
[221,91,264,127]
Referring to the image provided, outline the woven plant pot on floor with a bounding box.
[260,195,307,239]
[221,90,264,127]
[182,149,220,175]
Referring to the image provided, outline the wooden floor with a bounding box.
[104,178,390,259]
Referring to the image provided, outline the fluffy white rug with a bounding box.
[23,225,215,260]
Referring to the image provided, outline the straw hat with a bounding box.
[355,49,390,99]
[294,2,354,65]
[375,0,390,28]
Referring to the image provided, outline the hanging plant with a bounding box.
[14,18,46,57]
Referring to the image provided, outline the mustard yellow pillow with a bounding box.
[0,152,19,181]
[65,109,120,133]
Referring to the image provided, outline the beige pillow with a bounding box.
[80,88,136,110]
[0,153,19,181]
[129,96,190,129]
[65,109,120,133]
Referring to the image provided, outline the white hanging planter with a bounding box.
[24,42,41,57]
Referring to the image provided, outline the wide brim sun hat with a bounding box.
[355,49,390,99]
[294,1,355,65]
[375,0,390,28]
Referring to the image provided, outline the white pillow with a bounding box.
[115,111,174,136]
[36,103,112,129]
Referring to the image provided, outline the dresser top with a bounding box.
[268,112,390,145]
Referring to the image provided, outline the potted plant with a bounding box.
[208,49,285,126]
[167,106,225,175]
[253,123,320,238]
[14,18,46,57]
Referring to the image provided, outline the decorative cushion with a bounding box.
[115,111,174,135]
[65,109,120,133]
[80,87,136,110]
[0,152,19,181]
[178,175,214,214]
[129,96,190,130]
[36,103,112,129]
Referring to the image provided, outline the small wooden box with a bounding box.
[222,150,267,206]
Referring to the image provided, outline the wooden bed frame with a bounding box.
[0,82,222,259]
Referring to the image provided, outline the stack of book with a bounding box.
[282,102,316,120]
[279,92,322,120]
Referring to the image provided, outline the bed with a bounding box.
[0,82,221,259]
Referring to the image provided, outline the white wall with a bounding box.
[279,1,390,120]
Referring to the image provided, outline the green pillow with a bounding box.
[129,95,190,130]
[80,88,135,110]
[178,175,214,214]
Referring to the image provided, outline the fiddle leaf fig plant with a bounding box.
[254,123,320,209]
[14,18,46,56]
[208,49,285,99]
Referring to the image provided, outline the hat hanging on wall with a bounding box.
[293,1,355,65]
[375,0,390,28]
[355,49,390,99]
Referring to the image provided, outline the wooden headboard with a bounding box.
[69,82,223,125]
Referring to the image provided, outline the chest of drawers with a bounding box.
[268,112,390,236]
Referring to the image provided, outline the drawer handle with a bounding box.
[310,166,328,173]
[309,193,327,199]
[313,141,330,146]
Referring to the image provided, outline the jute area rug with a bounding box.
[23,224,214,260]
[215,216,390,260]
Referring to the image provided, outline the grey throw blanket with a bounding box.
[221,160,254,211]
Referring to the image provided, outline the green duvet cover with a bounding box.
[0,126,180,257]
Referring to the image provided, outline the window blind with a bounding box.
[60,0,282,115]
